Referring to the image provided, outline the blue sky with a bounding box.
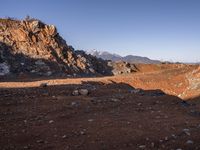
[1,0,200,62]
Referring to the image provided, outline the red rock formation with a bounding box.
[0,18,111,76]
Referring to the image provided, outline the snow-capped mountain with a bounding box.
[86,50,160,64]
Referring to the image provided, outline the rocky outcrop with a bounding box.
[0,18,112,77]
[184,66,200,98]
[108,61,138,75]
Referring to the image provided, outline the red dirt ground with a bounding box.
[0,64,200,150]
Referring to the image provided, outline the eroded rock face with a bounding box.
[0,18,112,77]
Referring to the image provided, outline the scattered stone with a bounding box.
[151,142,154,147]
[49,120,54,124]
[62,135,67,139]
[110,98,120,102]
[46,71,52,76]
[23,146,29,149]
[72,90,79,96]
[80,131,86,135]
[186,140,194,144]
[139,145,146,149]
[171,134,177,139]
[71,101,79,107]
[72,89,89,96]
[36,140,44,143]
[183,128,190,132]
[79,89,89,96]
[171,126,176,130]
[183,129,190,136]
[88,119,94,122]
[131,89,142,94]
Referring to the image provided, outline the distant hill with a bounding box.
[87,50,122,61]
[86,50,160,64]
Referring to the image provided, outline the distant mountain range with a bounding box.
[86,50,161,64]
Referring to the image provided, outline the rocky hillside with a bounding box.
[0,18,113,77]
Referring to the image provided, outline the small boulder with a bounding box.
[62,135,67,139]
[186,140,194,144]
[49,120,54,124]
[72,90,79,96]
[79,89,89,96]
[183,128,190,136]
[71,101,79,107]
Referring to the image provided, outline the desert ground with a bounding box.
[0,64,200,150]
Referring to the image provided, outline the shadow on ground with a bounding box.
[0,81,200,150]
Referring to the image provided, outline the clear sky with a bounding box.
[1,0,200,62]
